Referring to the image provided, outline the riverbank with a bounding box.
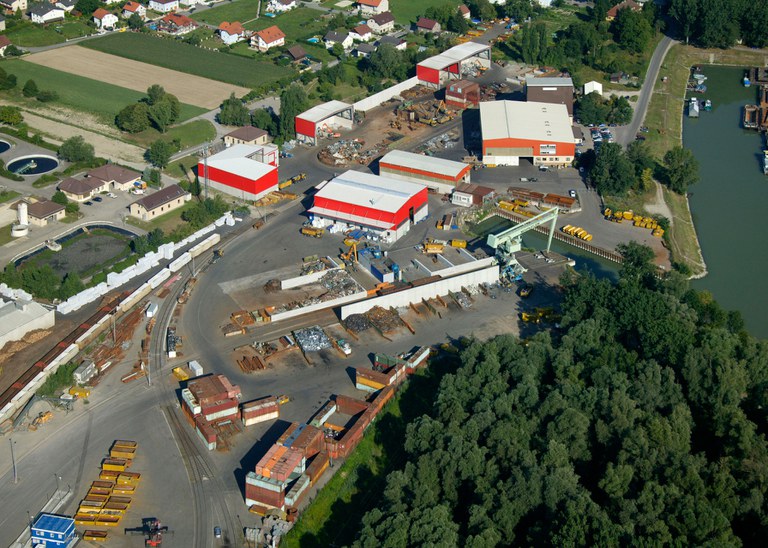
[642,44,768,276]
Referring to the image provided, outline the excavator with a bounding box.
[339,242,358,266]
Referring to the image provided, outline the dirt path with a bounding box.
[25,46,249,109]
[644,181,673,221]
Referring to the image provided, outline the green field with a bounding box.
[0,190,20,204]
[4,21,92,47]
[127,119,216,149]
[82,33,294,88]
[389,0,459,25]
[0,60,206,124]
[192,0,261,26]
[243,7,327,41]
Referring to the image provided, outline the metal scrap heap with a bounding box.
[293,326,332,353]
[344,314,373,333]
[365,306,403,334]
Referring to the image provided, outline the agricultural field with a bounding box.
[191,0,261,26]
[81,33,293,89]
[24,45,252,109]
[0,59,205,124]
[3,21,92,47]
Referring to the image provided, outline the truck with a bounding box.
[301,227,324,238]
[337,339,352,356]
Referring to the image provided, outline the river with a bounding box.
[684,66,768,338]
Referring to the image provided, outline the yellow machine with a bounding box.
[340,242,358,263]
[450,239,467,248]
[423,242,445,254]
[300,227,324,238]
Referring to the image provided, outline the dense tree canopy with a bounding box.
[589,142,636,195]
[58,136,94,163]
[669,0,767,48]
[663,145,699,193]
[355,246,768,546]
[278,85,308,140]
[217,93,250,126]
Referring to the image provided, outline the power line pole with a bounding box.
[203,142,210,200]
[10,438,18,484]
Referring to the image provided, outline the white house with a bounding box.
[367,11,395,34]
[350,24,372,42]
[28,4,65,24]
[357,0,388,16]
[148,0,178,13]
[219,21,245,45]
[0,0,26,14]
[55,0,77,12]
[0,16,5,32]
[354,43,376,58]
[378,35,406,51]
[93,8,118,29]
[267,0,296,12]
[251,25,285,52]
[122,1,146,18]
[102,0,123,5]
[324,31,353,50]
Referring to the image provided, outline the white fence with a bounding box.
[269,290,368,323]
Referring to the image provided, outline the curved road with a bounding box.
[619,34,677,146]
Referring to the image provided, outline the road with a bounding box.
[619,34,677,146]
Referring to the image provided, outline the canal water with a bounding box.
[683,66,768,338]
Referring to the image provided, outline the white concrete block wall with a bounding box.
[354,77,419,112]
[280,266,343,290]
[268,290,368,323]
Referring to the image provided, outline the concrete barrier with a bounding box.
[269,290,368,323]
[354,77,419,112]
[280,266,343,290]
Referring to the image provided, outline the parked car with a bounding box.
[569,189,577,198]
[107,192,117,199]
[214,526,221,538]
[93,196,102,202]
[84,201,93,206]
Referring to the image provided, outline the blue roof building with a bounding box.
[30,514,77,547]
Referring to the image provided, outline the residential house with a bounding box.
[286,44,307,61]
[324,31,352,50]
[0,0,26,13]
[357,0,388,16]
[93,8,118,29]
[128,184,191,221]
[378,34,406,51]
[103,0,123,5]
[367,11,394,34]
[148,0,178,13]
[252,25,285,52]
[178,0,203,8]
[354,42,376,58]
[26,199,65,227]
[606,0,641,21]
[122,1,146,18]
[458,5,470,19]
[55,0,76,12]
[223,126,270,147]
[58,177,109,202]
[28,4,65,24]
[157,13,197,35]
[218,21,245,45]
[0,35,11,56]
[267,0,296,12]
[86,164,142,191]
[416,17,440,33]
[0,16,5,31]
[350,24,372,42]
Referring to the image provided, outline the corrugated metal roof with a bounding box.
[313,170,424,213]
[418,41,490,70]
[297,100,353,123]
[32,514,73,534]
[525,76,574,88]
[380,150,469,178]
[480,100,573,144]
[205,143,276,180]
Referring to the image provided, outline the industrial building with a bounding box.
[378,149,471,193]
[198,144,279,201]
[30,513,77,548]
[307,170,428,243]
[525,76,575,117]
[0,297,55,350]
[295,100,355,146]
[445,79,480,109]
[480,100,575,167]
[416,42,491,89]
[128,184,191,221]
[451,183,495,207]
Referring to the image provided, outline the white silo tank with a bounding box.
[18,202,28,225]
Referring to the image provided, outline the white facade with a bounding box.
[30,7,65,24]
[584,81,603,97]
[149,0,178,12]
[368,14,395,34]
[95,13,119,28]
[0,299,55,350]
[357,0,388,16]
[267,0,296,12]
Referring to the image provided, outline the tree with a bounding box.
[589,142,635,195]
[663,146,699,193]
[576,92,610,125]
[146,84,166,106]
[466,0,496,21]
[22,79,38,98]
[447,12,469,34]
[127,12,143,30]
[59,272,84,300]
[147,140,173,168]
[116,103,150,133]
[65,202,79,215]
[75,0,100,16]
[740,0,768,48]
[607,96,633,125]
[58,136,95,163]
[278,84,307,140]
[502,0,536,22]
[331,42,345,58]
[251,108,277,135]
[36,90,58,102]
[0,105,23,126]
[148,100,175,133]
[612,8,652,53]
[52,190,68,205]
[670,0,700,43]
[218,93,250,126]
[4,45,23,57]
[696,0,738,48]
[368,44,405,80]
[0,68,16,90]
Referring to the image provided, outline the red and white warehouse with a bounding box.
[480,100,575,167]
[198,144,279,201]
[308,170,428,242]
[379,150,471,194]
[295,100,355,146]
[416,42,491,89]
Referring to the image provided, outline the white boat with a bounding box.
[763,150,768,175]
[45,239,62,252]
[688,97,700,118]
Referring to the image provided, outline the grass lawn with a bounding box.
[389,0,459,25]
[4,21,92,47]
[192,0,261,26]
[82,33,294,88]
[165,154,199,180]
[0,59,206,124]
[243,7,327,41]
[0,224,12,246]
[126,120,216,149]
[125,200,195,233]
[0,190,20,204]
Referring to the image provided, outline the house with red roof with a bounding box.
[350,24,372,42]
[251,25,285,52]
[122,1,146,19]
[157,13,198,35]
[357,0,388,16]
[93,8,118,29]
[219,21,246,45]
[606,0,641,21]
[458,5,470,19]
[416,17,441,33]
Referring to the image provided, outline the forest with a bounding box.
[353,244,768,546]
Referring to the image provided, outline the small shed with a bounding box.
[583,80,603,97]
[451,183,495,208]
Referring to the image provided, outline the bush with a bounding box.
[37,361,80,397]
[36,90,59,103]
[58,136,95,163]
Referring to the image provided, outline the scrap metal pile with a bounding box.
[237,354,266,373]
[366,306,403,334]
[272,270,363,314]
[293,326,332,353]
[318,133,403,167]
[343,314,373,333]
[415,130,460,155]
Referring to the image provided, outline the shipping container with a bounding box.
[285,474,310,507]
[99,470,118,481]
[305,452,330,484]
[83,495,107,505]
[243,410,279,427]
[75,515,97,525]
[108,496,131,506]
[278,423,323,459]
[245,483,285,509]
[116,472,140,485]
[335,395,369,416]
[113,440,137,449]
[112,486,135,496]
[91,480,115,489]
[202,401,239,422]
[83,530,108,541]
[110,447,136,460]
[188,360,204,377]
[94,516,121,527]
[77,506,101,515]
[146,302,158,318]
[309,401,337,428]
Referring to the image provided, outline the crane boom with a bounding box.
[487,207,559,266]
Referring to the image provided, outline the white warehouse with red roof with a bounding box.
[378,150,471,194]
[198,144,279,201]
[308,170,428,243]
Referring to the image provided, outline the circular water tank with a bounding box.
[11,224,29,238]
